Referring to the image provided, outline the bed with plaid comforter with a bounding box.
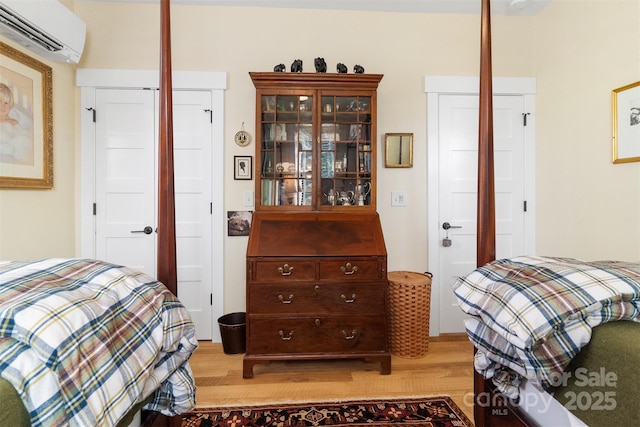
[453,255,640,397]
[0,258,198,426]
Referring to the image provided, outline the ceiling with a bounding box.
[76,0,552,16]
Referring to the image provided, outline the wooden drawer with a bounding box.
[247,315,386,354]
[252,260,315,282]
[247,282,385,315]
[319,259,381,280]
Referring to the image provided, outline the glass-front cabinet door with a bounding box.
[251,72,382,211]
[319,95,373,208]
[259,93,314,207]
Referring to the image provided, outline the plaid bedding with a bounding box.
[453,256,640,394]
[0,258,198,426]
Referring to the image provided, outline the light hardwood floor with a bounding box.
[189,335,475,422]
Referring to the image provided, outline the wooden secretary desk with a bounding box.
[243,72,390,378]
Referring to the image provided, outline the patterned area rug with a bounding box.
[180,396,473,427]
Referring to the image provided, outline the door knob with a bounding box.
[131,226,153,235]
[442,222,462,230]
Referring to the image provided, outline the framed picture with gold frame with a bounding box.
[0,42,53,189]
[385,133,413,168]
[612,81,640,164]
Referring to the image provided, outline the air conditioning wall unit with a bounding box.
[0,0,86,64]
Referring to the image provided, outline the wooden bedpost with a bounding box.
[157,0,178,296]
[475,0,495,426]
[140,2,180,425]
[477,0,496,268]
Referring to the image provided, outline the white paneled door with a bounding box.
[95,88,213,339]
[171,90,213,339]
[437,94,527,333]
[95,90,157,275]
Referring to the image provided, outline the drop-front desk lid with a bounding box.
[246,212,387,257]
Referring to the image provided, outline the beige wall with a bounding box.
[535,0,640,260]
[0,1,638,316]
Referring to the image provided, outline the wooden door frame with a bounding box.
[424,76,537,336]
[77,69,227,341]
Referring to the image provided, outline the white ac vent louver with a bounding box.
[0,0,86,64]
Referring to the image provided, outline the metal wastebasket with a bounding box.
[386,271,432,358]
[217,312,246,354]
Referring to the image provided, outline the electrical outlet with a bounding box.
[391,191,407,207]
[243,191,254,207]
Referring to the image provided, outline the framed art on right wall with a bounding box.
[612,80,640,164]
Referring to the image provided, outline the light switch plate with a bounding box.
[243,191,254,207]
[391,191,407,207]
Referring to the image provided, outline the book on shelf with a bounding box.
[261,179,273,205]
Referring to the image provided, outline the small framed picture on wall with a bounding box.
[227,210,252,236]
[234,155,252,180]
[612,81,640,163]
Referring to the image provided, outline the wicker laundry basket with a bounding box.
[386,271,433,358]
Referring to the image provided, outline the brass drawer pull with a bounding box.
[279,330,294,341]
[340,263,358,275]
[278,264,294,276]
[278,294,294,304]
[342,330,358,340]
[341,293,357,303]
